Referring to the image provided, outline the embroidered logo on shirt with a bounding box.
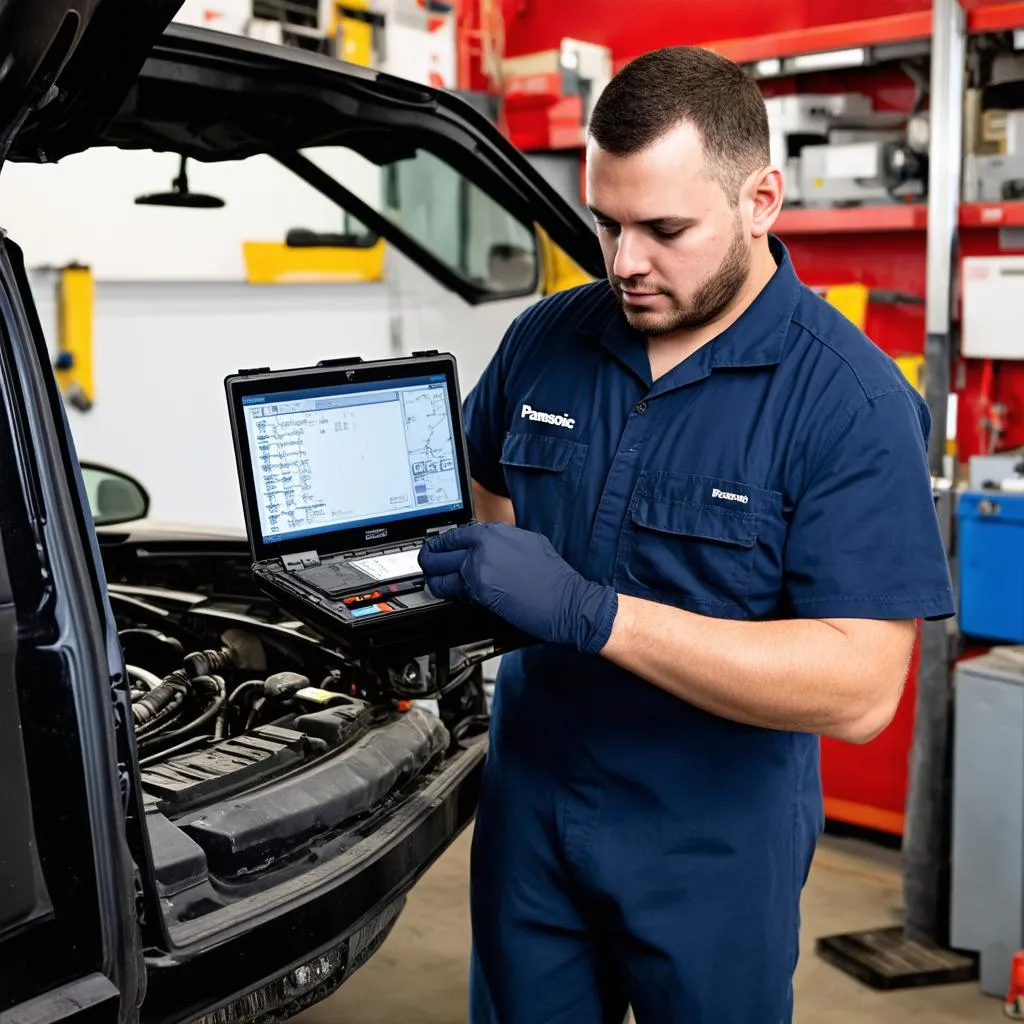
[712,487,749,505]
[520,403,576,429]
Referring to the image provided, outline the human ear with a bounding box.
[746,165,784,238]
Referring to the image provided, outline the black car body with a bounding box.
[0,5,602,1023]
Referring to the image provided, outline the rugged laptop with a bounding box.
[225,352,521,660]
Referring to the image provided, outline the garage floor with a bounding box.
[294,828,999,1024]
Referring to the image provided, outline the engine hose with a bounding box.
[132,669,189,728]
[185,647,235,679]
[134,693,186,736]
[138,675,226,752]
[126,664,163,692]
[214,680,266,740]
[138,735,207,770]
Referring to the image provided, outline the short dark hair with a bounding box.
[588,46,770,198]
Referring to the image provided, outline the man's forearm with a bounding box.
[601,595,916,744]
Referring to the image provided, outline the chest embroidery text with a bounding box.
[712,487,749,505]
[520,403,576,429]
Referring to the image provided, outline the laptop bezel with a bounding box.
[225,354,474,565]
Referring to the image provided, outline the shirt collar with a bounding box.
[574,234,800,380]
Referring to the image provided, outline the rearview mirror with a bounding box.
[80,463,150,525]
[135,155,225,209]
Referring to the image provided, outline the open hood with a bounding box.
[0,0,183,164]
[5,23,604,296]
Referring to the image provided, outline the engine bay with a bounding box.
[102,574,490,928]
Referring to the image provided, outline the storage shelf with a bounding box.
[967,1,1024,35]
[699,4,1024,70]
[703,12,932,66]
[960,201,1024,228]
[774,202,1024,235]
[775,204,929,235]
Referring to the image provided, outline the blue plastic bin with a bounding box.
[958,490,1024,642]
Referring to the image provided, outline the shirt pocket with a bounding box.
[616,471,777,610]
[500,431,589,550]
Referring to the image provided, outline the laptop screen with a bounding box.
[240,373,465,546]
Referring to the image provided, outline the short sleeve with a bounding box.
[462,316,523,498]
[784,386,954,621]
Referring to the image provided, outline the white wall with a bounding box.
[0,147,381,281]
[5,105,534,532]
[23,252,533,531]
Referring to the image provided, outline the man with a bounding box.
[419,46,954,1023]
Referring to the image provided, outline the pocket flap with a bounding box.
[500,432,581,472]
[631,496,758,548]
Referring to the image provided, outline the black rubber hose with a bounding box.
[133,669,189,729]
[214,680,266,740]
[137,735,208,769]
[126,664,162,692]
[138,675,226,752]
[185,648,235,679]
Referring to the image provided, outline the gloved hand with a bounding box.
[418,522,618,655]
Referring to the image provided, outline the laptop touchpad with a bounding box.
[349,549,422,582]
[297,560,376,596]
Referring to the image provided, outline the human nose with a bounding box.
[611,229,652,281]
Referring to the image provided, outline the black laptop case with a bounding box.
[225,352,525,661]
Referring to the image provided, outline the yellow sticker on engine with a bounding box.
[296,687,338,704]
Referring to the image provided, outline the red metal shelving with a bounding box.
[775,204,930,234]
[697,4,1024,68]
[960,200,1024,227]
[966,1,1024,35]
[701,11,933,66]
[774,201,1024,234]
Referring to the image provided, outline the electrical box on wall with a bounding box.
[962,256,1024,360]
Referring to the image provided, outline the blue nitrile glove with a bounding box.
[418,522,618,655]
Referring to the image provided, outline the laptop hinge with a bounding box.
[281,550,320,570]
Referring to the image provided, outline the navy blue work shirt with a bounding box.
[462,236,954,890]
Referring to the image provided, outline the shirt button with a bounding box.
[634,400,648,414]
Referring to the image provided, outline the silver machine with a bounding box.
[767,92,930,207]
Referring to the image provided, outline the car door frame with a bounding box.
[0,234,143,1024]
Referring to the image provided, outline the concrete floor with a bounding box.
[295,828,1001,1024]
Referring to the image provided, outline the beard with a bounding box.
[613,220,751,336]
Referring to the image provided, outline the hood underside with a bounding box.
[6,23,604,280]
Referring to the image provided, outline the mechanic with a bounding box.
[419,46,954,1024]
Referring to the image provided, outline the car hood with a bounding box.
[0,0,183,163]
[3,21,604,285]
